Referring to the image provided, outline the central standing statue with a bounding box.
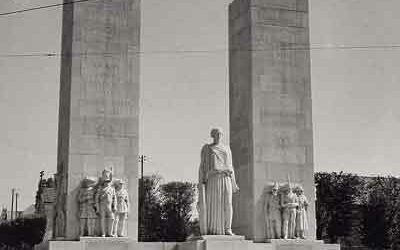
[95,169,117,237]
[198,128,239,235]
[281,180,299,239]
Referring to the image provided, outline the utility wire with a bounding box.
[0,0,98,17]
[1,44,400,58]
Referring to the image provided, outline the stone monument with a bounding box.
[229,0,316,242]
[53,0,140,241]
[47,0,340,249]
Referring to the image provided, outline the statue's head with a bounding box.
[114,179,126,190]
[210,128,223,142]
[271,182,279,196]
[295,186,304,195]
[101,168,113,182]
[81,177,96,188]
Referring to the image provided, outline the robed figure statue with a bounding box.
[198,128,239,235]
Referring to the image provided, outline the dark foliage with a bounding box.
[138,175,163,242]
[315,172,365,246]
[0,217,46,249]
[138,176,196,242]
[159,182,196,242]
[362,176,400,249]
[316,172,400,250]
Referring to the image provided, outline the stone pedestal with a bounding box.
[179,235,250,250]
[48,239,178,250]
[178,237,339,250]
[45,238,339,250]
[269,240,339,250]
[49,237,132,250]
[229,0,315,242]
[54,0,141,240]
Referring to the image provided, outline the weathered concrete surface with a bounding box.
[229,0,315,242]
[48,240,178,250]
[48,239,339,250]
[270,240,339,250]
[179,238,339,250]
[54,0,140,240]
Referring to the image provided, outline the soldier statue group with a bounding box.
[78,169,129,237]
[265,181,309,240]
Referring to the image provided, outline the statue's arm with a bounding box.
[280,196,286,208]
[94,190,99,213]
[265,198,270,214]
[199,145,208,184]
[78,189,83,203]
[304,196,309,209]
[125,191,130,211]
[112,190,117,212]
[227,146,240,191]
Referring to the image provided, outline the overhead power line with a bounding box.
[0,0,97,17]
[1,44,400,58]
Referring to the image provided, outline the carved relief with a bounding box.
[294,186,309,239]
[265,182,282,239]
[95,168,117,237]
[264,180,309,240]
[73,169,130,238]
[113,179,129,237]
[78,177,97,236]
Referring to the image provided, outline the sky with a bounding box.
[1,0,400,210]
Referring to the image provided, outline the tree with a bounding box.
[159,182,196,242]
[315,172,365,246]
[138,176,197,242]
[362,176,400,249]
[0,217,46,249]
[138,175,163,242]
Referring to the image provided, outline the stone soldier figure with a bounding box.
[113,179,129,237]
[281,181,299,239]
[265,182,282,239]
[295,186,309,239]
[78,177,97,236]
[95,169,117,237]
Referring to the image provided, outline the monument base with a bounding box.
[180,235,249,250]
[268,239,340,250]
[179,236,340,250]
[43,236,339,250]
[47,238,178,250]
[49,237,133,250]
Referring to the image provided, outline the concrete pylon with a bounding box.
[54,0,141,240]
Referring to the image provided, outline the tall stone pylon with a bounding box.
[229,0,315,242]
[54,0,140,240]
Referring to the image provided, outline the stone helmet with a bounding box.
[114,178,126,187]
[81,176,97,187]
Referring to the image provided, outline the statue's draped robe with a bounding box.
[282,192,298,239]
[198,143,238,235]
[296,194,309,233]
[265,195,281,239]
